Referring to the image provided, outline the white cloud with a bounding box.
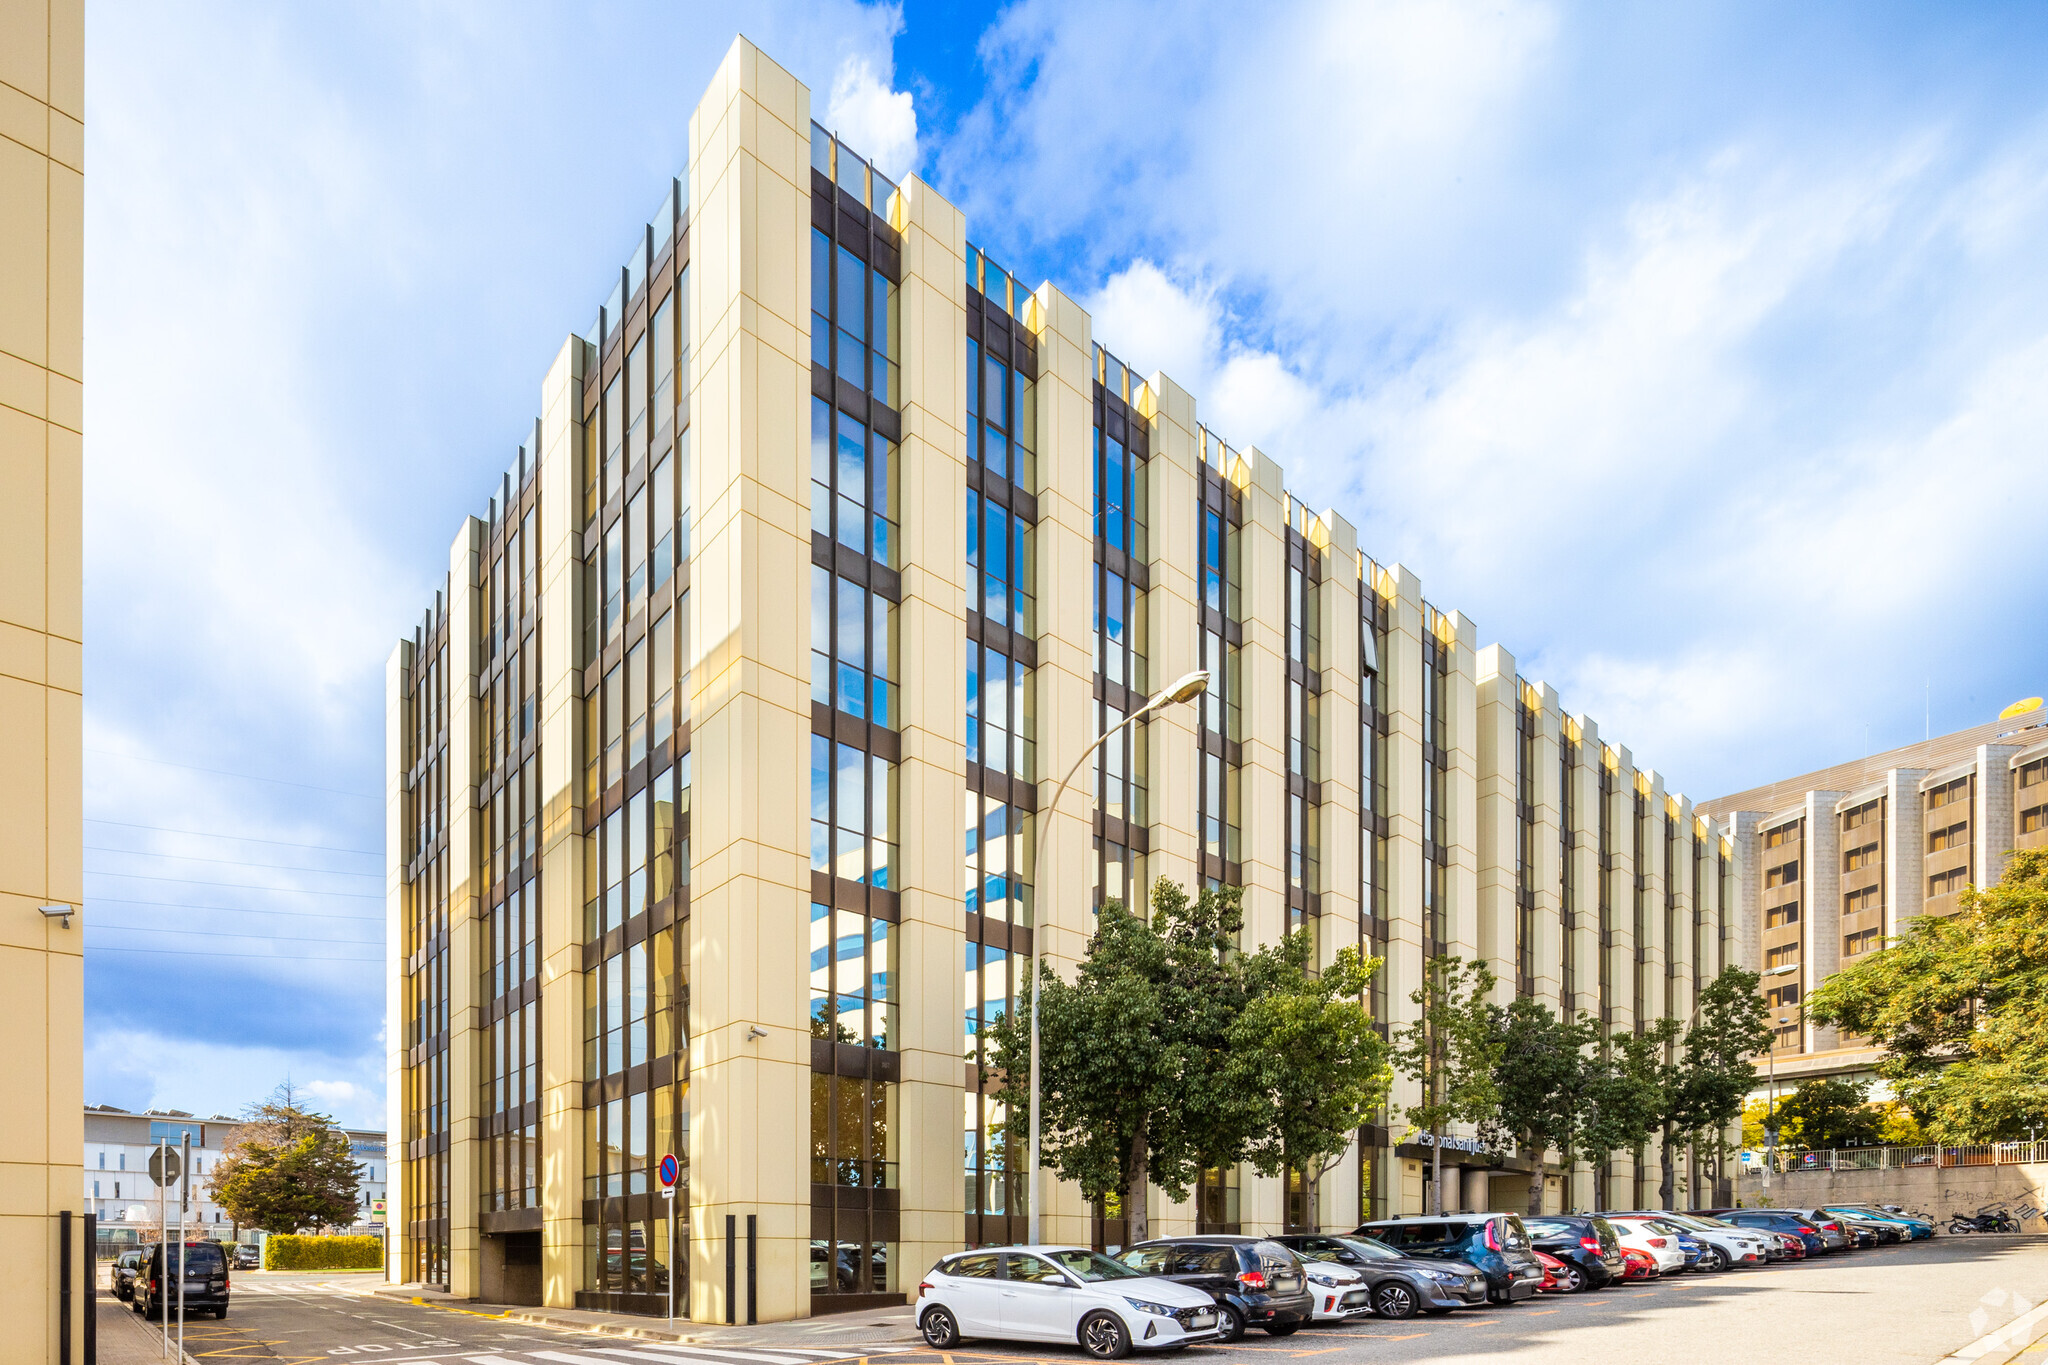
[86,1029,388,1130]
[1068,125,2048,796]
[824,53,919,183]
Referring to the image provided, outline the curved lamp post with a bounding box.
[1025,668,1210,1247]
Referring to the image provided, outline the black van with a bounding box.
[1355,1215,1544,1304]
[132,1241,231,1320]
[1117,1237,1315,1342]
[1519,1215,1626,1291]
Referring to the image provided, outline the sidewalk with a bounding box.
[367,1282,921,1349]
[95,1292,196,1365]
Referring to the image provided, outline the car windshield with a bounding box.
[1332,1236,1404,1262]
[1049,1249,1144,1282]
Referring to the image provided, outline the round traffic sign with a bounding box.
[658,1153,678,1188]
[148,1148,182,1188]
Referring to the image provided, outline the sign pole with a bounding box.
[178,1129,191,1365]
[658,1152,678,1329]
[157,1140,167,1360]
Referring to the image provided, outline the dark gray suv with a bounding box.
[1117,1237,1314,1342]
[1356,1214,1545,1304]
[1269,1233,1487,1318]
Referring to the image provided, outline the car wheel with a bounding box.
[1215,1304,1246,1342]
[1079,1310,1131,1360]
[1264,1322,1300,1337]
[919,1306,960,1349]
[1706,1247,1728,1272]
[1374,1283,1419,1319]
[215,1306,229,1320]
[1559,1263,1587,1293]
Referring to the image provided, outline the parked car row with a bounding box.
[915,1202,1933,1358]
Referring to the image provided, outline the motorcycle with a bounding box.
[1949,1205,2020,1234]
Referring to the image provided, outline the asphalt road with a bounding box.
[108,1237,2048,1365]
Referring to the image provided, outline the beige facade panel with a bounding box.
[2,0,84,1357]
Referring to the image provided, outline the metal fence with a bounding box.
[1751,1141,2048,1174]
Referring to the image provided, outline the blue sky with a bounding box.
[82,1,2048,1124]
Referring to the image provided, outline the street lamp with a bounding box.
[1025,669,1209,1247]
[1758,964,1798,1190]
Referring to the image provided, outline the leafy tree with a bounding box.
[1392,956,1503,1215]
[1741,1096,1788,1150]
[1877,1100,1927,1146]
[1227,936,1391,1226]
[206,1082,363,1234]
[1487,999,1602,1216]
[1775,1079,1886,1150]
[1652,967,1775,1208]
[1808,850,2048,1141]
[984,880,1253,1243]
[1578,1025,1668,1211]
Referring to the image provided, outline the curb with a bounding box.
[1937,1298,2048,1365]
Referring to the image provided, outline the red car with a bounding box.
[1620,1247,1661,1281]
[1533,1249,1568,1292]
[1772,1231,1808,1261]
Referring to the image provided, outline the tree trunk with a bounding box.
[1124,1118,1150,1248]
[1658,1124,1675,1210]
[1431,1127,1444,1216]
[1525,1141,1545,1217]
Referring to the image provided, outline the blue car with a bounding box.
[1824,1204,1933,1240]
[1673,1231,1709,1270]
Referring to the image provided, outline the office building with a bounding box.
[0,0,84,1357]
[1698,714,2048,1088]
[389,38,1737,1321]
[83,1106,388,1249]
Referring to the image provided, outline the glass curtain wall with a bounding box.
[962,239,1038,1249]
[482,445,542,1218]
[577,192,692,1314]
[808,124,904,1299]
[402,603,452,1286]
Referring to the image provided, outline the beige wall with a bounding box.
[0,0,83,1357]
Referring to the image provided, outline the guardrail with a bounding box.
[1749,1141,2048,1173]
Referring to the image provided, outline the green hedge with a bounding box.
[263,1235,384,1271]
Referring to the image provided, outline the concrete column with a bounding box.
[534,335,588,1306]
[1978,746,2023,889]
[1315,515,1363,1232]
[443,518,485,1297]
[685,38,815,1323]
[1142,373,1201,903]
[1027,281,1099,1246]
[887,172,971,1288]
[1473,644,1519,999]
[1382,566,1426,1171]
[1443,614,1479,968]
[1885,770,1926,931]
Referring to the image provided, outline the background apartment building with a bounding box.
[0,0,85,1358]
[84,1106,388,1249]
[1699,714,2048,1089]
[389,38,1737,1323]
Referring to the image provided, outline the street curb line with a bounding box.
[1937,1298,2048,1365]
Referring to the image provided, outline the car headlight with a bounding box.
[1122,1297,1180,1317]
[1421,1268,1461,1282]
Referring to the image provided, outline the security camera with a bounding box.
[745,1026,769,1041]
[39,904,73,930]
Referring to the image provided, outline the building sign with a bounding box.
[1413,1132,1492,1156]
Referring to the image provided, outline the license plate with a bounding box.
[1189,1312,1215,1328]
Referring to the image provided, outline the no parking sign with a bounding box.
[659,1153,678,1197]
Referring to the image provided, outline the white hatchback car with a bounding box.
[917,1245,1223,1358]
[1605,1215,1688,1274]
[1301,1259,1371,1321]
[1648,1212,1772,1269]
